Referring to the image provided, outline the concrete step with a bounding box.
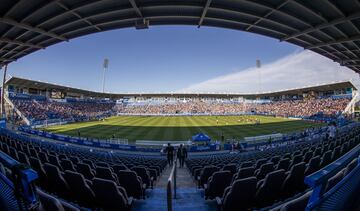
[133,188,217,211]
[133,164,216,211]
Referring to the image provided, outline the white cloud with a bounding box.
[179,50,360,94]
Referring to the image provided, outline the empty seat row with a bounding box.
[0,134,169,211]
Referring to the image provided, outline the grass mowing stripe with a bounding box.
[141,117,167,140]
[132,116,166,140]
[161,117,174,140]
[181,116,195,140]
[120,116,159,140]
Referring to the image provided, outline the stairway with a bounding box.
[133,163,217,211]
[344,92,358,114]
[4,94,31,125]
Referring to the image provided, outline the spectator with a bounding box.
[177,144,187,168]
[165,143,174,166]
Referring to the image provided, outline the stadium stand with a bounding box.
[11,98,115,123]
[186,123,360,210]
[1,121,360,210]
[114,97,350,118]
[7,93,350,125]
[3,77,354,128]
[0,128,167,210]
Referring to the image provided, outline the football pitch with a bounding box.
[42,115,324,142]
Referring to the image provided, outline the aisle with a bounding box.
[133,163,217,211]
[156,164,172,188]
[157,163,196,188]
[176,165,198,188]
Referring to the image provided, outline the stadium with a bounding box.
[1,1,360,211]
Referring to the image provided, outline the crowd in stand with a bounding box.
[253,98,350,117]
[12,99,115,122]
[115,101,247,114]
[11,97,350,123]
[115,97,350,117]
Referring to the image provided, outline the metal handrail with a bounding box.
[167,158,177,211]
[0,150,39,209]
[305,143,360,210]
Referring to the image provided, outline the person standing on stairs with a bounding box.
[165,143,174,166]
[177,144,188,168]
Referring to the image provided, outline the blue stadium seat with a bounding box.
[117,170,145,199]
[255,162,274,180]
[63,170,96,208]
[43,163,70,197]
[256,169,286,207]
[205,170,233,199]
[233,167,255,182]
[92,178,132,211]
[281,162,306,197]
[76,163,95,180]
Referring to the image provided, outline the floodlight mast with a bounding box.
[102,59,109,93]
[256,59,262,95]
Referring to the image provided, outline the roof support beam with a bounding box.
[3,1,22,17]
[335,59,360,63]
[0,17,67,41]
[282,0,359,57]
[38,0,100,27]
[59,15,287,38]
[322,0,360,54]
[0,49,24,54]
[343,64,360,68]
[319,26,360,59]
[322,0,360,34]
[281,12,360,41]
[306,35,360,49]
[290,1,327,22]
[240,0,311,27]
[129,0,143,18]
[245,0,290,31]
[0,1,62,43]
[0,46,30,58]
[0,1,59,60]
[0,58,15,62]
[323,49,360,56]
[0,38,43,49]
[198,0,212,28]
[56,1,101,31]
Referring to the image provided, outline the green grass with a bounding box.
[42,115,323,142]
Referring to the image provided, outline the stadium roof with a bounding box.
[6,76,114,98]
[1,1,360,73]
[5,76,356,99]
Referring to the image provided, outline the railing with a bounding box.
[167,158,177,211]
[4,94,30,125]
[304,143,360,210]
[315,157,360,211]
[17,127,136,151]
[344,91,358,114]
[0,150,38,210]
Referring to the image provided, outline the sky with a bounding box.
[181,50,360,94]
[5,26,360,93]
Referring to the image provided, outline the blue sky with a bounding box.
[6,26,311,93]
